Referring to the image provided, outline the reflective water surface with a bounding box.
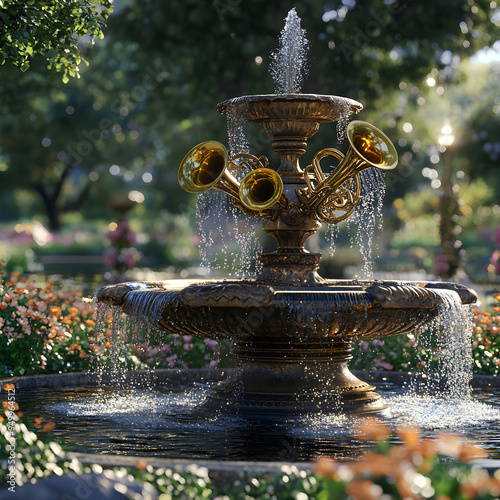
[16,381,500,463]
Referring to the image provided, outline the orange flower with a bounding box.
[346,479,382,500]
[459,472,500,497]
[3,383,15,391]
[2,401,19,410]
[492,306,500,313]
[361,451,398,476]
[356,418,390,441]
[49,306,62,318]
[436,433,485,462]
[68,306,79,315]
[315,457,337,480]
[135,459,148,471]
[68,343,81,353]
[397,425,421,450]
[85,319,95,327]
[41,422,55,432]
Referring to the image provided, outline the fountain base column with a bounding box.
[202,339,386,416]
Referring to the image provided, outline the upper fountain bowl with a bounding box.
[217,94,363,170]
[217,93,362,124]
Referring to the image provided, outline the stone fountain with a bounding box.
[96,9,477,417]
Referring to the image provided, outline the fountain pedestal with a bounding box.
[217,338,384,415]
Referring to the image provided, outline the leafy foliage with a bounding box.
[0,0,113,82]
[316,420,500,500]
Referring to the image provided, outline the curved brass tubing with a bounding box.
[297,120,398,223]
[178,140,286,213]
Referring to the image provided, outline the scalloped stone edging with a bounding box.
[1,368,498,391]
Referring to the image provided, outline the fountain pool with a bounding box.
[9,371,500,464]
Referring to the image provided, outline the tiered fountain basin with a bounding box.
[97,90,478,417]
[97,279,477,416]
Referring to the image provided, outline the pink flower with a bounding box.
[203,338,218,349]
[147,346,160,356]
[123,252,136,268]
[491,250,500,275]
[35,300,47,313]
[374,357,393,370]
[117,220,129,232]
[124,232,136,244]
[103,248,118,267]
[434,253,451,275]
[107,228,122,242]
[495,225,500,247]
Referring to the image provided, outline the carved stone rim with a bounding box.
[96,278,476,310]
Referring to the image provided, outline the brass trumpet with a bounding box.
[299,120,398,223]
[178,141,284,211]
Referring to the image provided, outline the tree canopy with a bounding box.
[0,0,499,231]
[0,0,113,82]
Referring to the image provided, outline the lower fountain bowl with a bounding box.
[96,278,476,343]
[96,278,476,416]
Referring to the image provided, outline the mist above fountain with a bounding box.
[97,9,477,416]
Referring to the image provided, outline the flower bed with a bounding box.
[0,272,94,377]
[0,269,221,377]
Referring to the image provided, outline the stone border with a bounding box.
[68,452,315,475]
[2,368,498,391]
[0,368,226,391]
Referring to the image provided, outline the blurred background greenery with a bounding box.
[1,0,499,285]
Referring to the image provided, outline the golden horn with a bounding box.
[178,141,239,197]
[300,121,398,216]
[179,141,285,212]
[239,168,284,211]
[347,120,398,170]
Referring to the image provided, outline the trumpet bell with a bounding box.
[178,141,229,193]
[347,121,398,170]
[239,168,283,211]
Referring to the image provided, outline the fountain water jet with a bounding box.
[97,10,477,418]
[270,7,309,95]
